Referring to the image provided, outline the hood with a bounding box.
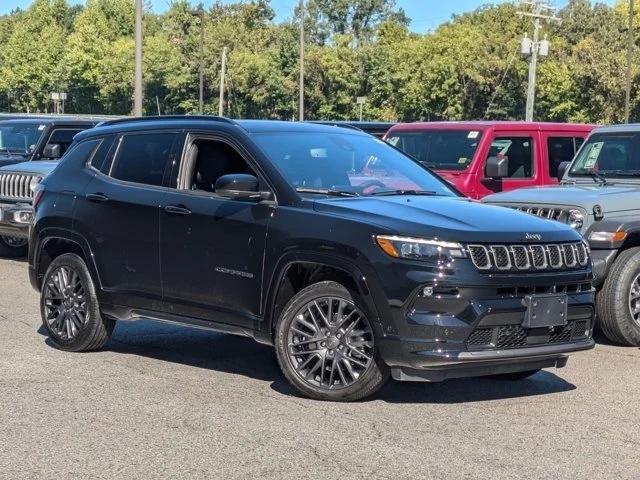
[0,160,59,176]
[0,155,32,168]
[482,183,639,214]
[313,195,581,244]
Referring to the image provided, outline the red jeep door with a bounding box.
[475,131,540,198]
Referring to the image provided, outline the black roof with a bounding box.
[77,116,372,140]
[0,117,100,127]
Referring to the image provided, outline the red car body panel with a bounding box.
[385,121,596,199]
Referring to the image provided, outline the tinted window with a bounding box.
[89,135,116,174]
[253,132,456,197]
[547,137,578,177]
[569,133,640,177]
[486,137,533,178]
[62,139,101,166]
[110,133,176,186]
[46,129,85,157]
[386,130,482,171]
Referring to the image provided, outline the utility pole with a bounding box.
[298,0,305,121]
[626,0,634,123]
[190,9,205,114]
[517,1,560,122]
[134,0,143,116]
[219,46,227,117]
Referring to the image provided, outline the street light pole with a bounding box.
[517,1,560,122]
[298,0,305,121]
[219,46,227,117]
[134,0,143,116]
[189,9,205,114]
[626,0,634,123]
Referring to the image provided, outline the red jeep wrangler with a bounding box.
[385,121,595,199]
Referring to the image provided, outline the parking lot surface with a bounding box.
[0,258,638,479]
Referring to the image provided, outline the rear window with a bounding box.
[386,130,482,171]
[110,133,177,187]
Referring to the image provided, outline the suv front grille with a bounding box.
[0,173,37,201]
[467,243,589,272]
[511,206,567,221]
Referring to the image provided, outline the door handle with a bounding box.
[85,193,109,203]
[164,205,192,216]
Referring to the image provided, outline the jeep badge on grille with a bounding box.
[525,233,542,241]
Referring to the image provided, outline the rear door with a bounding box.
[541,132,586,183]
[475,131,539,197]
[74,130,179,310]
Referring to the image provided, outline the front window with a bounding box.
[0,123,44,156]
[253,132,457,197]
[569,133,640,178]
[386,130,482,171]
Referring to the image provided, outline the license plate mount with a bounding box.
[522,293,568,328]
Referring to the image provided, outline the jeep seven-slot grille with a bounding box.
[467,243,589,272]
[511,206,567,221]
[0,173,37,201]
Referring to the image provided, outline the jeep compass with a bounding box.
[29,117,595,401]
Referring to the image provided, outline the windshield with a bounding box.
[385,129,482,171]
[569,133,640,178]
[0,123,44,156]
[253,132,457,197]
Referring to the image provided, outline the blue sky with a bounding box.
[0,0,617,32]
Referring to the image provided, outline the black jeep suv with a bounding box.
[29,117,595,401]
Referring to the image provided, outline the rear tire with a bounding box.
[597,247,640,346]
[40,253,115,352]
[274,281,389,401]
[0,236,28,258]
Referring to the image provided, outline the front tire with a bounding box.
[274,281,389,401]
[597,247,640,346]
[0,235,28,258]
[40,253,115,352]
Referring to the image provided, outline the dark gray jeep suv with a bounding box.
[29,117,594,401]
[484,124,640,346]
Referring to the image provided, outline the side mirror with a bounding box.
[42,143,61,159]
[557,161,570,182]
[214,174,271,201]
[485,156,508,179]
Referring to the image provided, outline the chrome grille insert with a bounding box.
[0,173,37,201]
[468,242,589,272]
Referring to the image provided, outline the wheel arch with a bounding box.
[263,252,382,343]
[31,228,99,292]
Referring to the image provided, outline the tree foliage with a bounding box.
[0,0,637,123]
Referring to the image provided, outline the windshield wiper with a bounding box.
[295,188,359,197]
[586,170,608,185]
[367,189,439,197]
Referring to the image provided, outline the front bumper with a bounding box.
[590,248,618,287]
[376,284,595,382]
[0,202,33,239]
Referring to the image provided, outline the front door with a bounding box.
[159,135,273,329]
[476,132,539,197]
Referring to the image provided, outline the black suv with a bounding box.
[0,117,99,256]
[29,117,595,401]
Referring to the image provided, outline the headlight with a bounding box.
[375,235,466,263]
[567,209,584,230]
[29,176,42,192]
[588,231,627,243]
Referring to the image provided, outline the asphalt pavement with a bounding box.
[0,257,638,479]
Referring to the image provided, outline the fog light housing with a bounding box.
[13,210,33,224]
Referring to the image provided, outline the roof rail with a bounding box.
[97,115,237,128]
